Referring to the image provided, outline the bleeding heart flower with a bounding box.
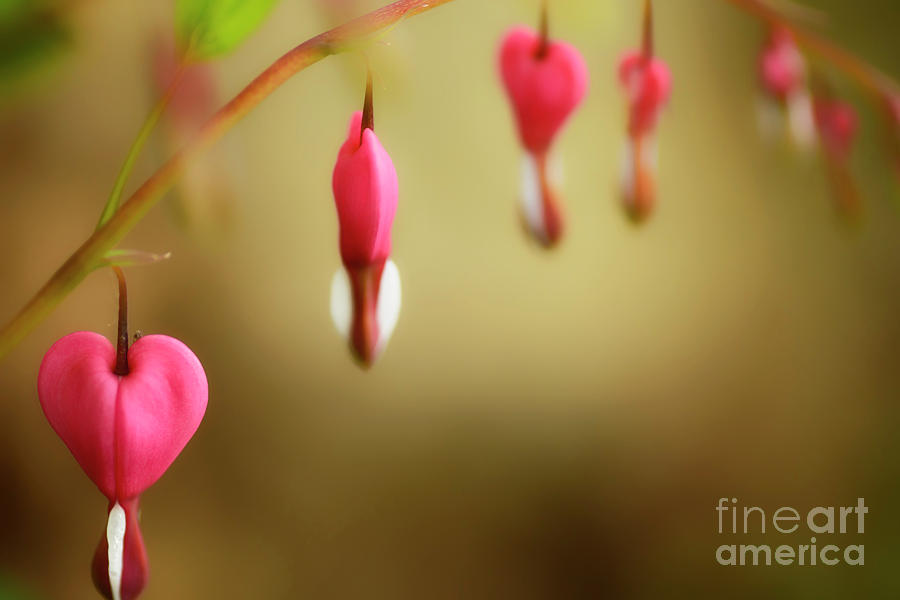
[37,270,207,600]
[759,28,805,103]
[617,0,670,223]
[813,94,860,215]
[498,18,588,247]
[756,27,815,148]
[814,97,857,161]
[330,82,401,367]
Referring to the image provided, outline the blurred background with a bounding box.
[1,0,900,598]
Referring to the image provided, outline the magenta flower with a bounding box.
[330,85,401,367]
[617,2,671,223]
[756,27,815,148]
[813,94,860,214]
[37,270,207,600]
[759,28,805,103]
[498,18,588,247]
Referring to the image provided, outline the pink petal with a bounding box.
[38,332,208,500]
[332,111,399,267]
[499,26,589,155]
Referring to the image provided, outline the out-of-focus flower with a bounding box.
[617,46,671,223]
[498,22,588,247]
[756,27,815,148]
[330,110,401,367]
[152,34,234,234]
[813,94,860,215]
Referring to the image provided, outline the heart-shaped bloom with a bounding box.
[498,25,588,246]
[38,332,207,600]
[756,28,815,148]
[330,110,401,366]
[759,28,805,103]
[617,49,671,222]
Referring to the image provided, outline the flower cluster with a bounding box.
[21,3,900,600]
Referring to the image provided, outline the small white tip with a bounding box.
[755,95,783,141]
[107,502,126,600]
[519,152,562,241]
[329,259,402,356]
[520,152,544,237]
[787,89,816,150]
[375,259,402,354]
[330,266,352,340]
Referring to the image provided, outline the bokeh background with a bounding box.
[2,0,900,598]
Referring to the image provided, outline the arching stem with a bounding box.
[642,0,654,60]
[111,267,129,376]
[0,0,455,361]
[96,64,186,229]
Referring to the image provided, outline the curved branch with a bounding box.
[724,0,900,98]
[0,0,456,360]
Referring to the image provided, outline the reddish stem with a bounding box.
[535,0,549,59]
[642,0,654,60]
[0,0,456,360]
[360,65,374,143]
[723,0,900,100]
[112,266,129,376]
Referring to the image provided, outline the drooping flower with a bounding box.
[756,27,815,148]
[330,76,401,367]
[498,12,589,247]
[813,94,860,215]
[617,0,671,223]
[37,269,207,600]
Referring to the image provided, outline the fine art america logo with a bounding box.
[715,498,867,566]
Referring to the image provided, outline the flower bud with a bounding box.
[330,111,401,366]
[498,25,588,246]
[617,50,670,222]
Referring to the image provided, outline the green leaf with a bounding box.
[0,2,70,90]
[175,0,280,61]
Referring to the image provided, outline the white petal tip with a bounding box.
[375,259,402,353]
[107,502,126,600]
[330,267,352,340]
[329,260,402,357]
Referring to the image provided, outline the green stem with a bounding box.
[96,65,185,229]
[0,0,456,360]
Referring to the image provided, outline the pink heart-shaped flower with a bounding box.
[499,26,589,155]
[38,331,208,501]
